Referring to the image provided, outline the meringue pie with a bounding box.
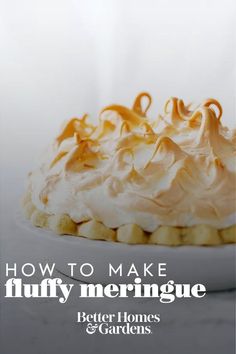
[22,93,236,245]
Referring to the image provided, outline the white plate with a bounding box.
[16,214,236,291]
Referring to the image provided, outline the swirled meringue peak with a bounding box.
[29,93,236,231]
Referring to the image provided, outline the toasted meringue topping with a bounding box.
[29,93,236,231]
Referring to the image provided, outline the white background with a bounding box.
[0,0,235,194]
[0,2,235,240]
[0,0,235,139]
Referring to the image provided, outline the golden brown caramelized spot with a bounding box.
[202,98,222,120]
[132,92,152,117]
[56,114,95,146]
[50,151,68,168]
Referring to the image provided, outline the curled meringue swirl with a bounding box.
[29,93,236,231]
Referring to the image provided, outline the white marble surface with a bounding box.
[1,274,235,354]
[0,134,235,354]
[1,198,235,354]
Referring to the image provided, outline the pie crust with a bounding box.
[22,192,236,246]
